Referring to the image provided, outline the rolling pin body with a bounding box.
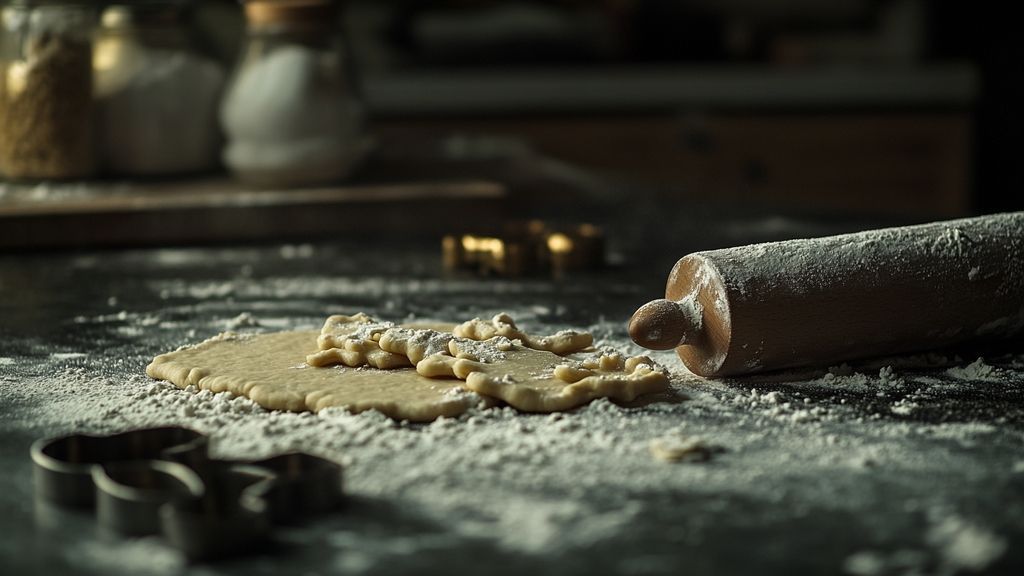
[631,213,1024,377]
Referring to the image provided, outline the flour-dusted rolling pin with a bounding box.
[629,212,1024,377]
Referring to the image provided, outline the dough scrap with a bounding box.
[453,313,593,355]
[146,331,479,421]
[307,313,409,369]
[377,327,458,364]
[330,312,666,413]
[316,313,389,349]
[378,327,513,364]
[415,339,670,412]
[648,434,714,463]
[306,338,411,370]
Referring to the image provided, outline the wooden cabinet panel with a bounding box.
[378,113,971,217]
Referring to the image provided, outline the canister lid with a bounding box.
[101,3,185,29]
[244,0,337,28]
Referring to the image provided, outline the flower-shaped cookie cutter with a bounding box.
[31,426,343,561]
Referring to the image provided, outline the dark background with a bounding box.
[190,0,1021,217]
[3,0,1022,250]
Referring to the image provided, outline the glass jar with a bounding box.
[0,2,96,180]
[220,0,368,187]
[93,3,225,176]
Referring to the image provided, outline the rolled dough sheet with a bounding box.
[145,331,478,421]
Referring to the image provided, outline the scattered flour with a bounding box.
[845,509,1013,575]
[71,537,184,576]
[224,311,262,330]
[707,213,1024,299]
[946,357,999,381]
[5,297,1023,574]
[280,243,315,259]
[927,513,1008,574]
[49,352,88,360]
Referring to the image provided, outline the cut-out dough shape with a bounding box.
[146,331,479,421]
[377,327,458,364]
[378,327,514,365]
[306,314,409,369]
[315,313,389,350]
[415,340,670,412]
[453,313,593,355]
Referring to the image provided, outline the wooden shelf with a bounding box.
[0,177,507,249]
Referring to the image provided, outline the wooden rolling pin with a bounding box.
[629,212,1024,377]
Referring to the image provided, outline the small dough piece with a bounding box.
[146,331,478,421]
[316,313,391,350]
[453,313,593,355]
[417,339,670,412]
[649,435,713,463]
[305,339,412,370]
[378,327,513,364]
[308,313,409,369]
[377,327,457,364]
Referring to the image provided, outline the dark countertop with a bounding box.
[1,207,1022,576]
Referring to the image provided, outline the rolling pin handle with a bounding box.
[629,297,704,351]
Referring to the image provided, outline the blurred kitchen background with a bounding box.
[0,0,1018,249]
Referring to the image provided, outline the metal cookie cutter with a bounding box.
[31,426,343,561]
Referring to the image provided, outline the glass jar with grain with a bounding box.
[0,2,96,180]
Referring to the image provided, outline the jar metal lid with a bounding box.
[243,0,337,29]
[101,2,185,30]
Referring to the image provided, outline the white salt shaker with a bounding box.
[220,0,368,187]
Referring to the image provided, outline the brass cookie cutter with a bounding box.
[443,220,605,277]
[31,426,343,561]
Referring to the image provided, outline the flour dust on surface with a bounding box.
[3,296,1023,575]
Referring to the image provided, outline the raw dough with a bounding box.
[378,326,514,364]
[413,340,670,412]
[453,313,593,355]
[305,314,462,369]
[147,312,671,420]
[145,331,479,421]
[306,313,409,369]
[649,434,713,463]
